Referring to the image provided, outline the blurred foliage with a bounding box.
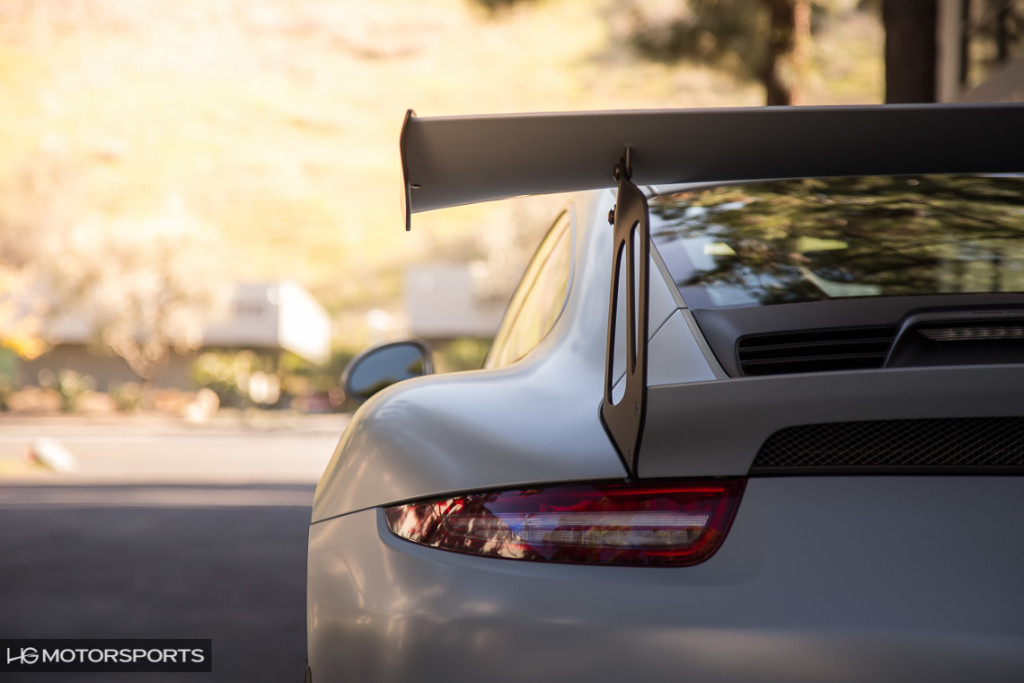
[280,348,355,412]
[192,348,355,412]
[38,368,95,412]
[620,0,767,76]
[469,0,540,15]
[0,348,14,377]
[0,374,13,411]
[0,153,86,360]
[617,0,854,66]
[0,264,47,360]
[110,381,144,413]
[192,350,267,408]
[613,0,858,103]
[41,203,233,385]
[432,337,492,372]
[963,0,1024,90]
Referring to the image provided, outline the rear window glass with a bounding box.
[651,175,1024,309]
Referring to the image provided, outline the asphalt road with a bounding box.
[0,413,346,483]
[0,415,345,682]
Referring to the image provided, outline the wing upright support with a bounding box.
[600,149,650,477]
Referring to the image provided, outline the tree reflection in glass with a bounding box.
[651,175,1024,309]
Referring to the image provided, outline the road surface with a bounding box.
[0,414,346,682]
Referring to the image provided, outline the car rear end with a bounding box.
[310,108,1024,682]
[308,475,1024,681]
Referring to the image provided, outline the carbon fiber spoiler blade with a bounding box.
[400,103,1024,230]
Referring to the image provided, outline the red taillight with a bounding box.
[385,480,745,567]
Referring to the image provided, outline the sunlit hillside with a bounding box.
[0,0,882,344]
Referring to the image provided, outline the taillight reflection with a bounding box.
[385,480,745,567]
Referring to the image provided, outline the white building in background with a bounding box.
[403,264,505,340]
[22,280,332,389]
[203,280,331,364]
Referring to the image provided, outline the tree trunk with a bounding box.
[883,0,938,103]
[762,0,810,106]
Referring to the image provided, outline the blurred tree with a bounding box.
[881,0,937,102]
[948,0,1023,94]
[763,0,812,105]
[41,202,232,393]
[468,0,539,15]
[1,150,233,396]
[0,264,46,360]
[0,152,84,361]
[618,0,823,105]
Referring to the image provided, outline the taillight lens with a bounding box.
[385,480,744,567]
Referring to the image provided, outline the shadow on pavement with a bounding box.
[0,484,315,682]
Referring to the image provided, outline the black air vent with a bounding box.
[751,417,1024,474]
[737,326,896,376]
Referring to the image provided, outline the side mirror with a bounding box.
[342,340,433,403]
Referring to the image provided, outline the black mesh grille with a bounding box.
[752,417,1024,474]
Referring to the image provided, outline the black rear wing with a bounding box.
[400,104,1024,229]
[399,103,1024,476]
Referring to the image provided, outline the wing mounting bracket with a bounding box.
[600,147,650,479]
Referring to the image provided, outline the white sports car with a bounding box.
[307,104,1024,682]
